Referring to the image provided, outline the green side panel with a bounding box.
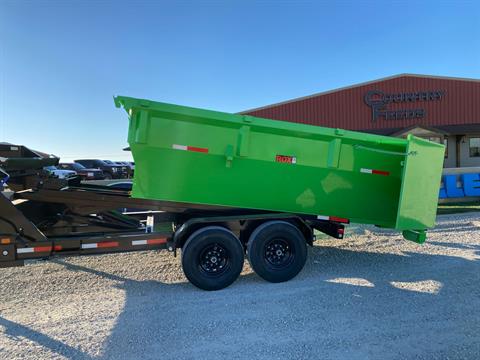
[396,135,445,230]
[114,96,445,232]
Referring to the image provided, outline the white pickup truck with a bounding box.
[43,166,77,179]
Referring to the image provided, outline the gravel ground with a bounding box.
[1,212,480,360]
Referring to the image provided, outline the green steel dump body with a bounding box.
[115,96,445,237]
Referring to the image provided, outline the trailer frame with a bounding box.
[0,145,347,289]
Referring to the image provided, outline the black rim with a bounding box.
[264,238,294,269]
[198,243,230,276]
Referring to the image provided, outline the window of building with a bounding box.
[427,136,441,143]
[469,137,480,157]
[443,138,448,158]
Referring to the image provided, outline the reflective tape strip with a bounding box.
[360,168,390,176]
[81,242,119,250]
[317,215,349,223]
[172,144,208,153]
[98,241,119,248]
[132,240,148,246]
[82,243,97,249]
[17,248,34,254]
[17,246,52,254]
[330,216,349,223]
[132,238,167,246]
[372,169,390,176]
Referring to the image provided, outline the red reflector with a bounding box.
[372,170,390,176]
[34,246,52,253]
[148,238,167,245]
[329,216,349,223]
[338,228,344,234]
[53,245,63,251]
[187,146,208,153]
[97,241,119,248]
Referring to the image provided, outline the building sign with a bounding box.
[364,89,445,122]
[439,173,480,198]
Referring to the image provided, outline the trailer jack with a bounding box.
[402,230,426,244]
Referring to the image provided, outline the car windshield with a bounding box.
[44,166,57,171]
[103,160,114,164]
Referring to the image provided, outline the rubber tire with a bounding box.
[247,221,307,283]
[104,172,112,180]
[181,226,244,291]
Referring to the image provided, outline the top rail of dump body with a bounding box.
[115,96,445,238]
[114,96,409,151]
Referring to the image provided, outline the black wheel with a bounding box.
[247,221,307,283]
[181,226,244,291]
[104,172,112,180]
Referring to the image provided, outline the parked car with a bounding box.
[103,160,131,178]
[74,159,128,179]
[43,166,77,179]
[114,161,135,178]
[58,163,105,180]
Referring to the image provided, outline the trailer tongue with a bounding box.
[0,98,444,290]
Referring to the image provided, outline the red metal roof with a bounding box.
[242,74,480,132]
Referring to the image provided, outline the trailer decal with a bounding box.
[275,155,297,164]
[360,168,390,176]
[172,144,209,154]
[131,238,167,246]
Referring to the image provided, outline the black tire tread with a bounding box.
[182,226,244,291]
[247,221,307,283]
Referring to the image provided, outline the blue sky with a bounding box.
[1,0,479,161]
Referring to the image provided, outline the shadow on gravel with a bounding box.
[58,243,480,359]
[0,316,94,360]
[427,240,480,250]
[5,244,479,360]
[428,223,480,233]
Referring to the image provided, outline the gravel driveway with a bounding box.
[1,212,480,360]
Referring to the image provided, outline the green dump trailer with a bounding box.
[114,96,445,242]
[0,98,444,291]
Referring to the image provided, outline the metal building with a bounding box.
[241,74,480,168]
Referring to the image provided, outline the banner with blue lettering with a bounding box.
[439,173,480,199]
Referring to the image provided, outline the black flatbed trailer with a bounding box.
[0,144,346,290]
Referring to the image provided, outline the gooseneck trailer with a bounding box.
[0,97,444,290]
